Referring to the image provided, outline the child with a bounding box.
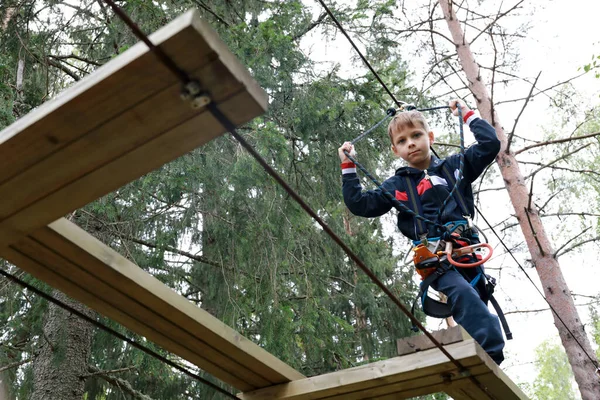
[338,100,505,364]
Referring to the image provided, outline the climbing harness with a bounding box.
[344,104,512,340]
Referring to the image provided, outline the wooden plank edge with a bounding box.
[1,245,255,392]
[45,218,305,383]
[0,57,242,224]
[0,90,262,248]
[13,232,272,389]
[239,340,487,400]
[188,11,268,112]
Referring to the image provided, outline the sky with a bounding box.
[301,0,600,397]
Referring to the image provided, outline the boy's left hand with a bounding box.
[449,99,470,117]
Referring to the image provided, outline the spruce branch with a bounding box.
[0,358,31,373]
[86,365,154,400]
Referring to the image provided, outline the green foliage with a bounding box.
[530,339,578,400]
[583,54,600,79]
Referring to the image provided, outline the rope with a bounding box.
[98,0,487,382]
[350,108,395,145]
[0,268,238,399]
[475,206,600,370]
[436,107,466,223]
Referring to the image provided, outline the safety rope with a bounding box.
[0,267,238,399]
[100,0,483,385]
[343,104,468,238]
[436,106,466,223]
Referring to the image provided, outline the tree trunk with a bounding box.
[31,291,93,400]
[439,1,600,398]
[2,7,15,31]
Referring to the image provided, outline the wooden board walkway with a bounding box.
[239,338,528,399]
[2,218,304,391]
[0,7,528,400]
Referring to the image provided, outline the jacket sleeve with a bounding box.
[462,114,501,182]
[341,163,394,218]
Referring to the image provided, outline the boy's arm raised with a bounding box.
[462,112,501,182]
[341,160,394,218]
[449,99,500,182]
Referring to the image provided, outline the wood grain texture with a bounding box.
[0,9,267,248]
[240,339,529,400]
[4,218,303,391]
[397,326,471,356]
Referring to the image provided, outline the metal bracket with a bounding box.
[180,80,211,109]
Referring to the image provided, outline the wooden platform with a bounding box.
[240,338,528,400]
[2,218,303,391]
[0,9,266,249]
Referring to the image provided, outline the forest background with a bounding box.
[0,0,599,399]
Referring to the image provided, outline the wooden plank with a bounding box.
[0,9,267,248]
[239,340,529,400]
[0,90,258,247]
[1,244,254,391]
[8,233,270,390]
[318,364,491,400]
[397,326,471,356]
[3,218,304,391]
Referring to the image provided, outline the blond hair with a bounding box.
[387,110,430,142]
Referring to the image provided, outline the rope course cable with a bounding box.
[98,2,504,398]
[475,206,600,370]
[314,0,600,377]
[0,267,238,399]
[96,1,512,398]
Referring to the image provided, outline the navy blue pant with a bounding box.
[431,268,505,364]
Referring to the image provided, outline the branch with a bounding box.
[553,226,591,258]
[501,212,600,231]
[291,12,327,41]
[45,58,81,81]
[122,236,225,271]
[524,207,545,256]
[0,358,31,373]
[504,301,600,315]
[518,161,600,180]
[196,1,229,27]
[469,0,526,45]
[86,365,154,400]
[515,131,600,155]
[524,143,592,179]
[506,71,541,153]
[48,53,102,67]
[82,366,137,378]
[556,235,600,258]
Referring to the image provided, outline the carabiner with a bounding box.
[442,241,493,268]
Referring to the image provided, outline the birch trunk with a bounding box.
[439,1,600,398]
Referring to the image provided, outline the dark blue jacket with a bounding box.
[342,117,501,241]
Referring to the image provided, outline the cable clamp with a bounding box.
[401,103,417,112]
[181,80,211,109]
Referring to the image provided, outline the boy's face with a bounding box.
[390,124,434,170]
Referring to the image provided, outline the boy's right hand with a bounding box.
[338,142,355,163]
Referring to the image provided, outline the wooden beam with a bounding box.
[3,218,304,391]
[397,325,470,356]
[240,339,529,400]
[0,9,267,248]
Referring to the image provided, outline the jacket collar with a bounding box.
[395,155,444,176]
